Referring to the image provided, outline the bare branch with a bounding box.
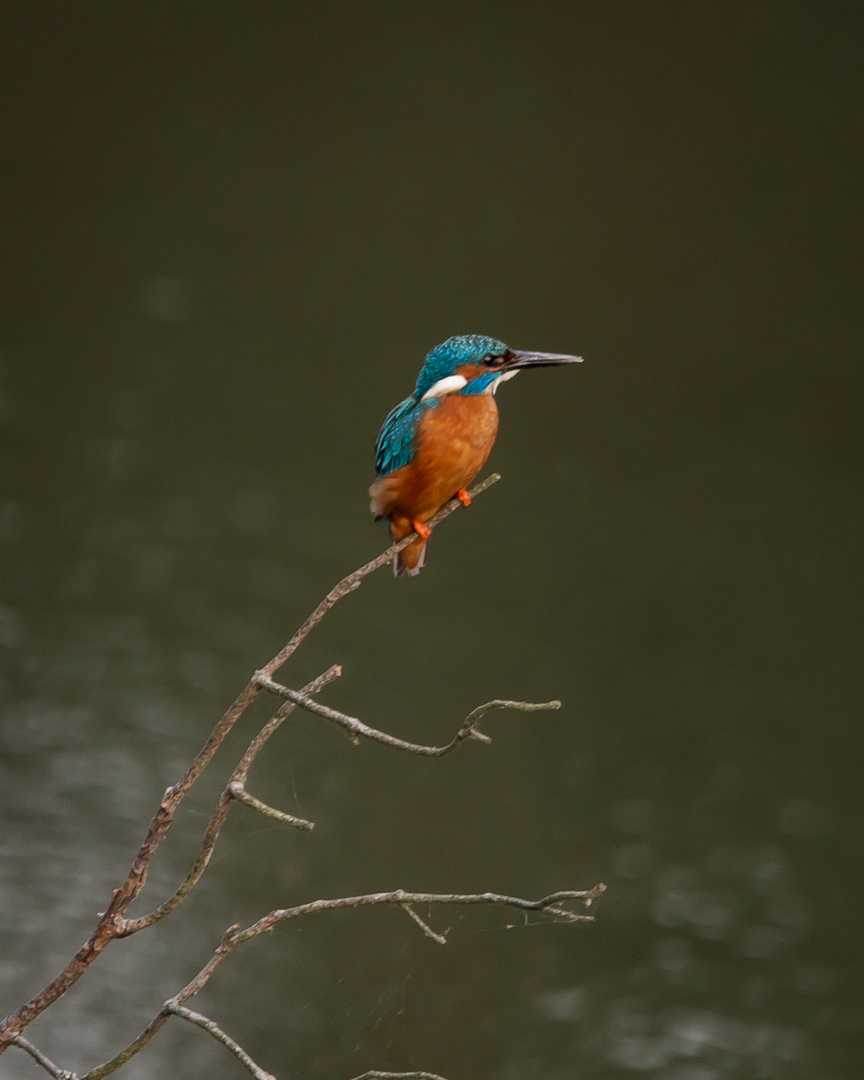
[9,1036,76,1079]
[166,1005,276,1080]
[255,682,562,757]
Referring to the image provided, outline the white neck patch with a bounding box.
[421,374,468,401]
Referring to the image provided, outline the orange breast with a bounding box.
[394,392,499,520]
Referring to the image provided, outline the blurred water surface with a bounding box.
[1,3,862,1079]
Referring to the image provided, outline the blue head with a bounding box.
[414,334,582,400]
[415,335,508,398]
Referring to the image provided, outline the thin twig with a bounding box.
[166,1005,276,1080]
[9,1036,76,1078]
[349,1073,450,1080]
[256,683,561,757]
[231,888,602,944]
[401,904,447,945]
[228,783,314,829]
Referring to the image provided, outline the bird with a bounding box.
[370,334,582,576]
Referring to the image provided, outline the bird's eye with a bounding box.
[482,354,499,366]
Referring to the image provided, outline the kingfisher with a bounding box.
[370,334,582,576]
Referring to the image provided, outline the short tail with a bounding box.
[393,535,428,577]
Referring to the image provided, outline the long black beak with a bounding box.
[506,349,583,369]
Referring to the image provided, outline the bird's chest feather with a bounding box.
[416,393,499,486]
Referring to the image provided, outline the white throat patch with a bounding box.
[491,369,519,394]
[420,374,468,401]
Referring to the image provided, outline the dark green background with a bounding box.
[1,3,862,1078]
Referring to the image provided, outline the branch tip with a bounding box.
[220,924,240,947]
[401,903,447,945]
[584,882,607,906]
[230,782,314,830]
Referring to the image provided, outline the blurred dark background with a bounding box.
[1,3,862,1078]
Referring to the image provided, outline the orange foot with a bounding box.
[411,519,432,540]
[456,488,472,507]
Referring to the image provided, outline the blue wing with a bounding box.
[374,395,434,477]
